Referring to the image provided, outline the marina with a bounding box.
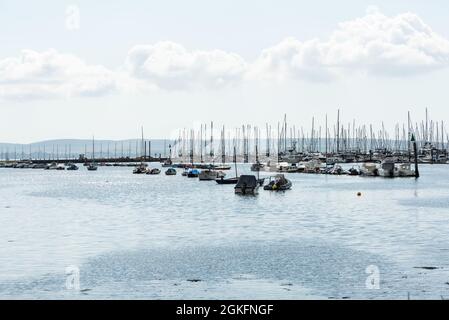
[3,0,449,307]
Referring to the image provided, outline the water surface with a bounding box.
[1,164,449,299]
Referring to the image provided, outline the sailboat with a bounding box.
[133,127,148,174]
[87,136,98,171]
[216,146,239,184]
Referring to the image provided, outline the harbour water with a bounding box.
[1,164,449,299]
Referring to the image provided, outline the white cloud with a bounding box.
[250,9,449,81]
[2,8,449,101]
[0,49,117,100]
[125,41,247,89]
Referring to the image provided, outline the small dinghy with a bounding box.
[147,168,161,175]
[235,175,259,195]
[263,174,292,191]
[165,168,177,175]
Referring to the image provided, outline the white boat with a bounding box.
[396,163,415,177]
[45,162,59,170]
[360,163,379,176]
[199,169,225,181]
[259,161,278,172]
[303,160,325,173]
[278,162,299,173]
[147,168,161,175]
[133,163,148,174]
[380,161,416,178]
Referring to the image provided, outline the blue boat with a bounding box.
[187,169,200,178]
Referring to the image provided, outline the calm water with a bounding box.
[1,164,449,299]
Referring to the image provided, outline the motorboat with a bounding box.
[250,162,264,172]
[133,163,147,174]
[260,161,278,172]
[165,168,177,175]
[161,159,173,167]
[279,142,302,163]
[326,164,347,175]
[147,168,161,175]
[199,169,225,181]
[66,163,79,171]
[235,175,259,195]
[379,160,416,178]
[45,162,59,170]
[32,163,47,169]
[187,169,200,178]
[263,174,292,191]
[348,166,360,176]
[87,163,98,171]
[396,163,415,177]
[360,163,379,176]
[278,162,299,173]
[303,160,325,173]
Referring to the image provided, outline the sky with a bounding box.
[1,0,449,143]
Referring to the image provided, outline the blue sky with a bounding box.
[1,1,449,142]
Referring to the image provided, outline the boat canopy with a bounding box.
[235,175,258,188]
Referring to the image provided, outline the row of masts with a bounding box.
[0,139,169,161]
[171,109,448,163]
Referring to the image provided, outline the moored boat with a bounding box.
[199,169,225,181]
[234,175,259,195]
[87,163,98,171]
[187,169,200,178]
[147,168,161,175]
[263,174,292,191]
[133,163,147,174]
[165,168,177,175]
[215,176,239,184]
[66,163,79,171]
